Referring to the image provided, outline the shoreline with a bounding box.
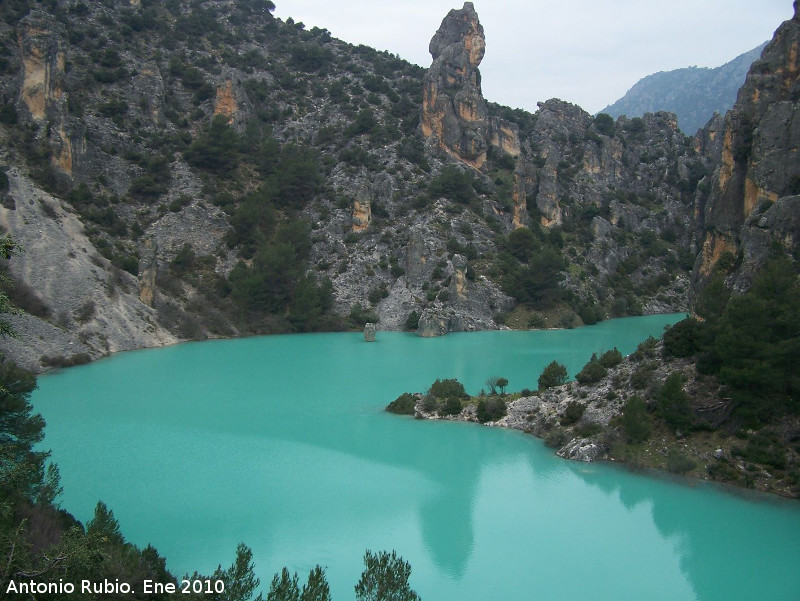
[391,337,799,500]
[409,397,800,500]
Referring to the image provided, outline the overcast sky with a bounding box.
[273,0,793,115]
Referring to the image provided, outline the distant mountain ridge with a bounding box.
[601,42,767,134]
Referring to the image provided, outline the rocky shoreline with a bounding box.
[397,340,799,499]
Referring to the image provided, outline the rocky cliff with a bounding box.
[695,1,800,293]
[421,2,490,169]
[0,1,713,370]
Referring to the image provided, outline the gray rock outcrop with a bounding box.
[695,3,800,292]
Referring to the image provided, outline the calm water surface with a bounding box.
[32,315,800,600]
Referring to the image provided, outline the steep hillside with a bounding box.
[695,2,800,293]
[602,43,767,134]
[0,0,705,371]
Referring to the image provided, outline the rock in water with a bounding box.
[364,322,377,342]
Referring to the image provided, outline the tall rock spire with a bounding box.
[421,2,491,169]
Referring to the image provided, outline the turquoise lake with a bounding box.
[32,314,800,600]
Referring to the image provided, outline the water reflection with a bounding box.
[32,320,800,601]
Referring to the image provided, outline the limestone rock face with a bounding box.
[695,4,800,287]
[0,170,176,371]
[556,437,605,462]
[352,184,372,232]
[421,2,490,169]
[213,80,237,124]
[16,11,80,178]
[17,11,65,122]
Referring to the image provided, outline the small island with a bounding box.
[388,267,800,499]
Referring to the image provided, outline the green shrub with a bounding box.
[429,378,468,400]
[476,397,507,423]
[657,372,693,433]
[560,401,586,426]
[544,427,569,449]
[621,395,652,444]
[349,303,379,326]
[575,422,603,438]
[630,362,657,389]
[663,318,706,358]
[184,115,240,175]
[630,336,659,361]
[593,113,615,137]
[428,165,474,204]
[441,396,463,416]
[386,393,416,415]
[599,347,623,368]
[576,354,606,384]
[421,394,438,413]
[404,310,419,331]
[666,449,697,474]
[732,431,787,470]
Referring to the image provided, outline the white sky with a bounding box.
[273,0,793,114]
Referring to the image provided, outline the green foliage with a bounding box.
[620,395,652,444]
[0,236,22,337]
[713,257,800,424]
[505,228,539,263]
[441,395,463,416]
[732,430,787,470]
[404,310,419,331]
[355,550,420,601]
[578,302,604,325]
[349,303,379,326]
[663,317,705,358]
[575,354,606,384]
[288,276,333,332]
[694,272,730,326]
[476,397,507,423]
[656,373,693,433]
[499,246,565,309]
[666,449,697,474]
[269,144,323,208]
[267,567,298,601]
[538,360,568,390]
[560,401,586,426]
[87,500,124,545]
[301,566,332,601]
[228,218,331,328]
[386,393,416,415]
[212,543,265,601]
[0,357,46,501]
[346,108,379,137]
[0,103,18,125]
[289,43,332,73]
[485,376,508,395]
[599,347,623,368]
[429,378,468,401]
[593,113,615,137]
[544,427,569,449]
[630,336,659,362]
[129,155,171,201]
[630,362,657,389]
[428,165,474,204]
[185,115,241,175]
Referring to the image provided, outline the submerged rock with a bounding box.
[364,322,376,342]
